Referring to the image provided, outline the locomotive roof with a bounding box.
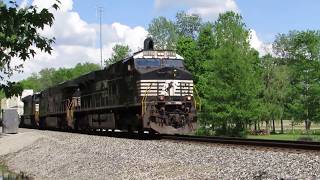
[37,49,185,94]
[122,50,184,63]
[73,70,96,83]
[39,68,109,94]
[73,69,108,84]
[21,95,32,101]
[133,50,183,60]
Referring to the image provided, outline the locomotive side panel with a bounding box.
[75,60,141,131]
[88,113,115,129]
[21,95,33,127]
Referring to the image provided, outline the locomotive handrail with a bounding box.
[141,83,153,116]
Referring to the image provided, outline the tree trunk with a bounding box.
[265,120,270,134]
[280,118,284,134]
[305,119,311,131]
[254,121,257,131]
[291,117,294,133]
[272,119,275,133]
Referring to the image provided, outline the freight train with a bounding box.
[21,38,197,134]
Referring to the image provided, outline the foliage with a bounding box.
[148,11,202,50]
[0,0,59,97]
[176,37,198,76]
[177,23,214,83]
[20,63,100,92]
[194,23,215,84]
[148,16,177,50]
[175,11,202,39]
[149,10,320,136]
[259,55,291,133]
[273,30,320,129]
[0,81,23,98]
[195,126,211,136]
[197,12,261,137]
[105,44,131,66]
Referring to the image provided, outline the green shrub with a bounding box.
[195,126,211,136]
[297,136,313,142]
[215,126,248,138]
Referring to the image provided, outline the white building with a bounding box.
[1,89,34,116]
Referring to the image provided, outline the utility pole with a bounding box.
[98,7,103,68]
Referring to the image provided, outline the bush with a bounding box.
[309,130,320,135]
[297,136,313,142]
[215,126,248,138]
[249,129,267,135]
[195,126,211,136]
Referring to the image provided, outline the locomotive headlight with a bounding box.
[186,95,192,101]
[158,95,165,101]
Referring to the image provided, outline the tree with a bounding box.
[175,11,202,39]
[20,63,100,91]
[71,62,100,77]
[176,37,198,76]
[199,11,261,137]
[148,12,202,50]
[259,55,291,134]
[38,68,56,89]
[20,73,41,91]
[105,44,131,66]
[273,30,320,130]
[177,24,215,82]
[0,0,59,97]
[147,16,177,50]
[195,23,215,83]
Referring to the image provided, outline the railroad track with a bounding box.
[21,127,320,150]
[160,134,320,150]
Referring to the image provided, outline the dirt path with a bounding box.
[0,128,43,156]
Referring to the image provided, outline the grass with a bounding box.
[247,133,320,142]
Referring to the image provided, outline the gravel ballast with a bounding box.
[1,128,320,180]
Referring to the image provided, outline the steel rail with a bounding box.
[20,127,320,150]
[160,134,320,150]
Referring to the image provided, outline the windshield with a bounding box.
[135,58,184,69]
[135,59,160,68]
[163,59,184,68]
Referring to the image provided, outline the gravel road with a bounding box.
[1,128,320,180]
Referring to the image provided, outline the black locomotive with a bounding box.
[21,38,197,134]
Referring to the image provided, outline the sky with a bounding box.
[8,0,320,81]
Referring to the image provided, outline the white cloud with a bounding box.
[155,0,239,19]
[19,0,29,9]
[249,29,272,56]
[10,0,147,81]
[93,23,148,51]
[42,11,97,47]
[32,0,73,12]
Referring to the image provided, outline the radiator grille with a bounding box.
[137,80,193,97]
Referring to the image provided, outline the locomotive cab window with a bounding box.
[135,58,185,69]
[163,59,184,68]
[135,58,160,68]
